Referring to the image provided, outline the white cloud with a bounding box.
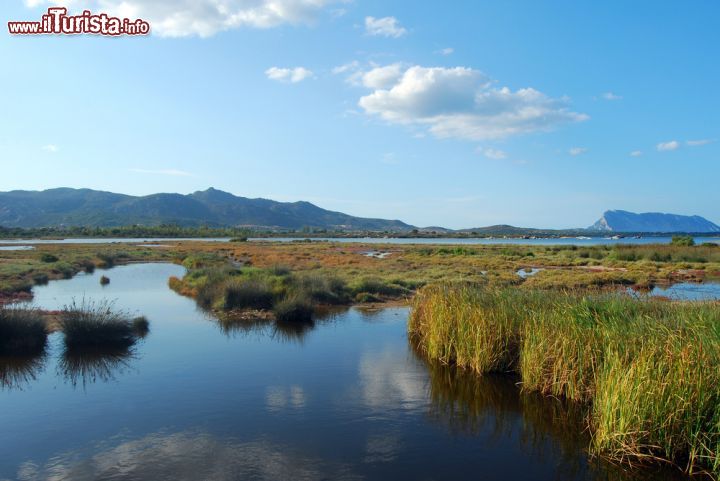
[381,152,399,164]
[365,16,407,38]
[602,92,622,100]
[360,63,403,89]
[24,0,345,37]
[480,148,507,160]
[332,61,359,75]
[569,147,588,156]
[41,144,59,153]
[334,61,404,89]
[265,66,314,83]
[630,150,643,157]
[687,139,715,147]
[358,65,588,141]
[657,140,680,151]
[130,168,192,176]
[438,47,454,56]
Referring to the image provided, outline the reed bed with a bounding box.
[409,284,720,475]
[0,307,48,356]
[169,265,366,323]
[60,300,150,349]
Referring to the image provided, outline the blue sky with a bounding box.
[1,0,718,229]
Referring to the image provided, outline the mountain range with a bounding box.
[0,188,412,231]
[0,188,718,234]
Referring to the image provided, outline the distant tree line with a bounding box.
[0,225,258,239]
[0,224,717,240]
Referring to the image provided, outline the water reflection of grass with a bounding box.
[421,356,688,481]
[410,284,720,476]
[0,353,46,390]
[210,306,350,342]
[58,346,135,388]
[0,301,149,389]
[423,358,591,475]
[211,311,316,344]
[271,320,315,343]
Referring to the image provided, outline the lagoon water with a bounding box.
[648,282,720,301]
[251,236,720,246]
[0,237,233,245]
[0,264,692,480]
[1,236,720,246]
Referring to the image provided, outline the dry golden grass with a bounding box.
[1,240,718,303]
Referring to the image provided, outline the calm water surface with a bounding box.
[647,282,720,301]
[250,236,720,246]
[0,264,691,480]
[0,238,232,245]
[2,236,720,246]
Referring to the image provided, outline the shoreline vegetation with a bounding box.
[0,245,174,303]
[5,241,720,303]
[168,254,415,322]
[3,225,720,241]
[1,240,719,304]
[0,301,149,358]
[409,284,720,475]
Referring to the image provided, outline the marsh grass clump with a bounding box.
[409,284,535,373]
[355,292,382,303]
[295,273,349,305]
[222,278,275,310]
[269,265,291,276]
[410,284,720,474]
[181,253,226,270]
[591,310,720,473]
[611,243,720,264]
[40,253,58,263]
[671,235,696,247]
[174,266,242,307]
[273,295,314,323]
[95,253,116,268]
[60,300,149,350]
[80,259,96,273]
[0,307,48,356]
[132,316,150,338]
[32,273,49,285]
[351,277,410,298]
[173,265,352,321]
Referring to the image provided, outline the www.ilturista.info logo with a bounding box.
[8,7,150,36]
